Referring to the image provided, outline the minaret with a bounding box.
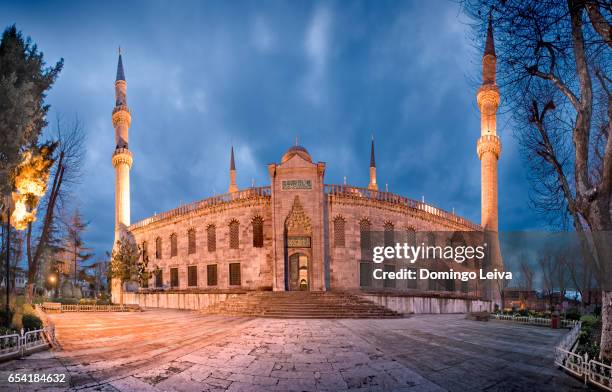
[111,49,133,303]
[368,137,378,191]
[477,13,501,232]
[228,146,238,193]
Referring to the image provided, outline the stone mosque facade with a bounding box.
[110,22,503,304]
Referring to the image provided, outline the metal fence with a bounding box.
[554,321,612,391]
[0,326,55,362]
[52,304,138,312]
[490,313,579,328]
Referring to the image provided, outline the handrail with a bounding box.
[325,184,481,230]
[130,186,272,230]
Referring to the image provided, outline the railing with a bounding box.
[55,304,139,312]
[0,326,54,362]
[554,321,612,391]
[490,313,579,329]
[325,184,481,230]
[130,186,272,230]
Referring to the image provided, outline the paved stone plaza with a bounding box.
[0,310,589,391]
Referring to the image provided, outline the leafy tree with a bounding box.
[0,25,63,196]
[109,236,140,305]
[61,208,93,285]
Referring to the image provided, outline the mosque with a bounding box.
[110,20,503,305]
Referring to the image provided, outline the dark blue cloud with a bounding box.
[0,0,546,259]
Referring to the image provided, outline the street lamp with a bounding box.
[48,275,57,298]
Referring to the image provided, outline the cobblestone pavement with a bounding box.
[0,310,588,391]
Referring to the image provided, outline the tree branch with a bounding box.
[585,1,612,48]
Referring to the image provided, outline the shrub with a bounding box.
[21,304,35,315]
[517,309,529,317]
[565,308,581,321]
[0,309,12,328]
[580,314,599,327]
[22,314,43,331]
[79,298,97,305]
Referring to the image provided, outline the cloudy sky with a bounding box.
[0,0,546,259]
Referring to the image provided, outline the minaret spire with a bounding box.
[111,49,133,304]
[229,146,238,193]
[368,135,378,191]
[116,47,126,82]
[484,10,495,57]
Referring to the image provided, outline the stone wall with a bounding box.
[327,196,480,291]
[361,293,492,314]
[130,197,273,291]
[122,291,243,310]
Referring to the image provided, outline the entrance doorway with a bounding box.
[289,253,309,291]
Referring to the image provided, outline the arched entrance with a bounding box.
[284,196,312,291]
[289,253,309,291]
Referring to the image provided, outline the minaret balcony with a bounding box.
[112,108,132,128]
[112,148,133,168]
[477,84,499,110]
[477,134,501,159]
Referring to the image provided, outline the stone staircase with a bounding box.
[204,291,402,318]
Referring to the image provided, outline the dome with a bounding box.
[281,145,312,163]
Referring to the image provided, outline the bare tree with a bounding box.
[25,116,85,302]
[461,0,612,362]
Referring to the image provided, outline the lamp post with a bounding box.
[3,195,11,314]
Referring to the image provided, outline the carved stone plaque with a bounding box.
[287,236,311,248]
[282,180,312,190]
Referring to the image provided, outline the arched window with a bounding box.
[359,219,371,250]
[142,241,148,261]
[170,233,178,257]
[155,237,162,259]
[188,228,196,254]
[384,222,394,247]
[229,220,240,249]
[207,224,216,252]
[333,216,345,247]
[405,227,416,247]
[427,232,436,246]
[252,216,264,248]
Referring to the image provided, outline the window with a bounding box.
[461,280,469,293]
[252,216,264,248]
[383,265,395,288]
[333,216,345,247]
[155,237,162,259]
[142,241,148,261]
[155,269,163,288]
[207,264,218,286]
[406,227,416,247]
[359,262,372,287]
[359,219,371,249]
[207,224,216,252]
[229,263,241,286]
[384,222,394,247]
[188,229,196,254]
[445,278,455,292]
[188,265,198,287]
[427,232,436,246]
[170,233,178,257]
[229,220,240,249]
[170,267,179,288]
[406,268,417,289]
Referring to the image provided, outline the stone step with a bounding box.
[204,291,402,319]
